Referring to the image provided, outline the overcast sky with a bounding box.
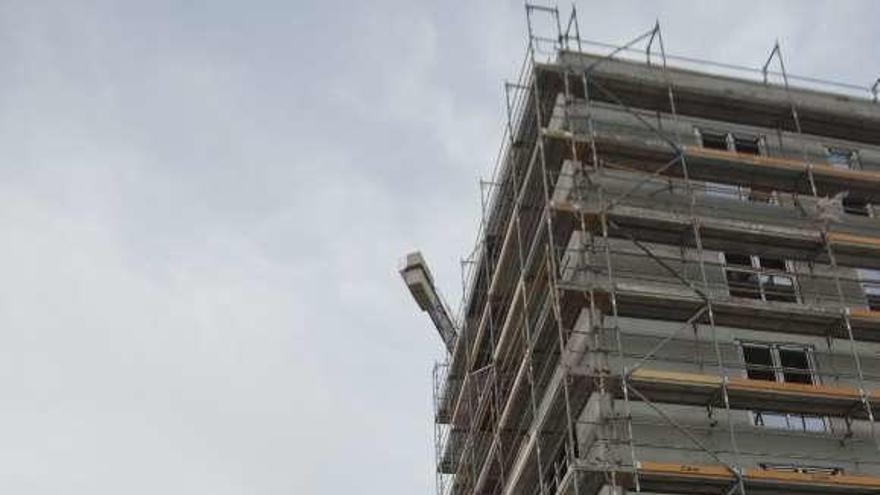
[0,1,878,494]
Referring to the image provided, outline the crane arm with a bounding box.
[399,252,458,354]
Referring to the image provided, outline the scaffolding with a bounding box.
[431,5,880,495]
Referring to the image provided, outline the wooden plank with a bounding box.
[638,460,733,480]
[632,368,880,402]
[744,467,880,488]
[685,146,880,183]
[638,460,880,489]
[685,146,808,173]
[727,376,861,400]
[629,368,722,387]
[850,307,880,320]
[828,232,880,249]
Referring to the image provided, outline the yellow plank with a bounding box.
[850,307,880,319]
[629,368,722,386]
[633,368,880,401]
[638,461,880,488]
[828,231,880,249]
[638,461,733,480]
[685,146,880,182]
[685,146,807,172]
[727,376,861,400]
[744,467,880,488]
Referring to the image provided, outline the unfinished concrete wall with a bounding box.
[436,42,880,495]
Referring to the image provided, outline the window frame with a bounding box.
[842,195,875,218]
[737,341,827,433]
[696,128,767,155]
[825,146,861,171]
[825,147,873,216]
[759,463,843,475]
[732,133,764,155]
[696,128,731,151]
[698,128,776,203]
[721,253,800,303]
[858,268,880,311]
[704,181,779,205]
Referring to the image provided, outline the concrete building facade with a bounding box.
[431,8,880,495]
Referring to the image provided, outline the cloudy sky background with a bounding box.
[0,1,878,494]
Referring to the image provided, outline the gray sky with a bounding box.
[0,1,877,494]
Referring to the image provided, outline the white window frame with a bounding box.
[696,128,766,155]
[698,128,777,204]
[737,341,827,433]
[721,253,800,303]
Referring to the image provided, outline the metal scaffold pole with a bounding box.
[421,7,880,495]
[764,40,880,454]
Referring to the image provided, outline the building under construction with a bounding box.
[403,5,880,495]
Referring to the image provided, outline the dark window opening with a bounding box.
[734,135,761,155]
[725,253,752,267]
[843,196,871,217]
[759,257,786,271]
[727,270,761,299]
[700,131,729,151]
[743,345,775,381]
[779,348,812,384]
[748,187,775,204]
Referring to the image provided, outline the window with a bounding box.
[826,147,861,170]
[858,269,880,311]
[698,129,765,156]
[704,182,778,205]
[723,253,798,303]
[779,347,812,384]
[760,464,843,475]
[733,134,762,155]
[748,186,777,204]
[699,129,777,203]
[843,196,873,217]
[725,252,761,300]
[740,342,826,432]
[743,344,775,381]
[725,252,753,267]
[705,181,747,201]
[699,130,729,151]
